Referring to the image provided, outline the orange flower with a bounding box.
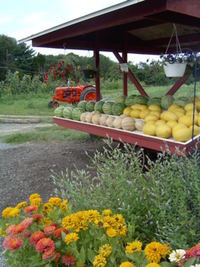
[62,254,75,266]
[12,223,26,235]
[53,228,68,239]
[33,213,43,223]
[24,205,38,214]
[30,231,45,246]
[44,225,56,235]
[3,236,23,251]
[6,225,16,235]
[36,238,55,253]
[42,247,55,260]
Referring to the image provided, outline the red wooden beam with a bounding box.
[94,49,100,101]
[122,51,128,96]
[113,51,148,97]
[166,74,189,96]
[167,0,200,19]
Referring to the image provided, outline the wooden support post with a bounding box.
[166,74,189,95]
[94,49,100,101]
[113,51,148,97]
[122,51,128,96]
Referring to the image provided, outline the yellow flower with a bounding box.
[120,261,135,267]
[126,241,143,254]
[48,197,62,206]
[16,201,27,209]
[160,244,171,258]
[60,199,68,212]
[41,217,53,226]
[30,197,42,206]
[146,263,161,267]
[0,227,5,237]
[145,242,166,263]
[93,254,107,267]
[29,193,41,201]
[2,207,20,218]
[106,227,117,238]
[87,210,100,223]
[98,244,112,257]
[42,203,53,214]
[65,232,79,245]
[102,209,112,216]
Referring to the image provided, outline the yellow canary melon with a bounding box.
[123,107,132,116]
[149,111,160,118]
[168,103,181,112]
[145,115,158,122]
[195,101,200,111]
[140,109,149,119]
[155,120,166,127]
[174,109,185,119]
[156,124,172,139]
[172,123,187,136]
[167,120,177,129]
[189,125,200,136]
[161,111,178,122]
[186,110,198,117]
[172,127,192,142]
[178,115,195,127]
[131,104,142,110]
[148,104,161,113]
[121,117,135,131]
[130,109,141,118]
[184,103,194,112]
[143,122,156,136]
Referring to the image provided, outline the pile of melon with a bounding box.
[54,95,200,142]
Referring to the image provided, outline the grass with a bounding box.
[2,126,89,144]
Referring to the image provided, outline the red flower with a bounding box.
[30,231,45,246]
[21,217,33,228]
[33,213,43,223]
[24,205,38,214]
[3,236,23,251]
[12,223,26,235]
[54,252,61,263]
[53,228,68,239]
[62,254,75,266]
[6,225,16,235]
[36,238,55,253]
[42,247,55,260]
[44,225,56,235]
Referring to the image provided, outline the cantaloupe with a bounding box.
[121,117,135,131]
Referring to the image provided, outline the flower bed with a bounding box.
[0,194,199,267]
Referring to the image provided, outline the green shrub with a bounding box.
[52,140,200,248]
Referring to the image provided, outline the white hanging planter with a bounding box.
[163,62,187,77]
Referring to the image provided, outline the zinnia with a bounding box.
[3,236,23,251]
[119,261,135,267]
[24,205,38,214]
[35,238,55,253]
[126,241,142,254]
[30,231,45,246]
[62,254,75,266]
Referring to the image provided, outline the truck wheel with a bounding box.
[80,87,101,101]
[48,101,59,108]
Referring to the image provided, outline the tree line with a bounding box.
[0,34,194,86]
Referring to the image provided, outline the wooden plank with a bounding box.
[54,117,198,155]
[113,51,149,97]
[166,74,189,96]
[167,0,200,19]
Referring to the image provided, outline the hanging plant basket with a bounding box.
[83,69,96,79]
[163,62,187,77]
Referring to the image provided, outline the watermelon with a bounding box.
[161,95,174,110]
[147,97,161,107]
[54,106,64,117]
[115,95,126,105]
[112,103,125,116]
[72,108,82,121]
[174,97,190,108]
[102,102,114,114]
[94,101,104,113]
[63,106,73,119]
[133,95,148,105]
[125,95,136,107]
[77,101,87,111]
[86,101,95,112]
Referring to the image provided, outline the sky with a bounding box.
[0,0,158,63]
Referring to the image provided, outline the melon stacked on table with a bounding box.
[54,95,200,142]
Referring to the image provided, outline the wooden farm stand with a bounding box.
[21,0,200,154]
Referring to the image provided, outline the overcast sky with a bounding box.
[0,0,158,63]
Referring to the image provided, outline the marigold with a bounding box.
[62,254,76,266]
[106,227,117,238]
[48,197,62,206]
[65,232,79,245]
[60,199,68,212]
[24,205,38,214]
[3,236,23,251]
[146,263,161,267]
[145,242,167,263]
[93,254,107,267]
[2,207,20,218]
[30,197,42,206]
[16,201,27,209]
[98,244,112,257]
[42,203,53,214]
[126,241,143,254]
[30,231,45,246]
[119,262,135,267]
[36,237,55,253]
[102,209,112,216]
[29,193,41,201]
